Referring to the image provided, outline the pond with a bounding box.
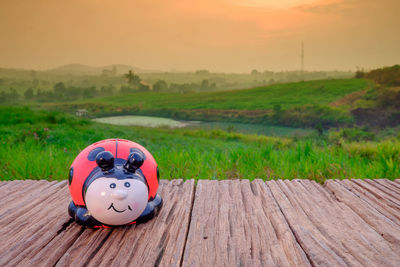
[93,115,313,137]
[92,115,196,128]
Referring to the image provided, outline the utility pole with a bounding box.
[301,41,304,75]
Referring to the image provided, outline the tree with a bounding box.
[24,88,34,99]
[138,83,150,92]
[153,80,168,92]
[200,79,209,90]
[251,69,260,75]
[195,69,210,75]
[315,122,324,136]
[83,86,97,98]
[101,85,114,95]
[272,104,282,123]
[354,70,365,79]
[125,70,141,89]
[53,82,66,95]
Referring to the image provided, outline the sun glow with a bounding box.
[227,0,318,8]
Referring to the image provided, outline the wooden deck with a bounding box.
[1,179,400,266]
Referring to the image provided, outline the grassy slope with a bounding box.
[1,106,398,183]
[68,79,369,111]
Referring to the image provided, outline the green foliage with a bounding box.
[328,127,376,143]
[377,86,400,109]
[365,65,400,86]
[351,66,400,127]
[0,66,354,96]
[0,106,89,126]
[0,88,20,103]
[354,70,365,79]
[152,80,168,92]
[124,70,141,89]
[57,79,367,127]
[273,104,353,128]
[24,88,34,99]
[0,107,399,182]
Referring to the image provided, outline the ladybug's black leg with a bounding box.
[68,201,77,219]
[75,207,102,227]
[136,194,163,224]
[68,203,102,228]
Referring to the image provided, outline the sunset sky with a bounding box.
[0,0,399,72]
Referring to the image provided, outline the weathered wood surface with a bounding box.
[0,179,399,267]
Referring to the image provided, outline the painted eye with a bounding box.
[110,183,116,188]
[124,182,131,188]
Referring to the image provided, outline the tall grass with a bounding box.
[0,107,398,183]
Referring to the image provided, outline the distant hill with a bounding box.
[46,64,159,75]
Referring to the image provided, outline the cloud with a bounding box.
[226,0,318,9]
[293,0,352,13]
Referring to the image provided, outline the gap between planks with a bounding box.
[0,179,399,267]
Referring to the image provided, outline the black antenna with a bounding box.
[124,152,144,173]
[96,151,115,172]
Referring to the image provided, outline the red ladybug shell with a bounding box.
[69,139,159,206]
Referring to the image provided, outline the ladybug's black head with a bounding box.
[84,150,148,205]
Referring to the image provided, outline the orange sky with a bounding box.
[0,0,399,72]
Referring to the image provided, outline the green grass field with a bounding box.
[68,79,369,111]
[1,106,398,183]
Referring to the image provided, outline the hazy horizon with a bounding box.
[1,0,399,72]
[0,62,359,74]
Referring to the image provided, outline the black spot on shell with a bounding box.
[130,148,146,160]
[87,147,105,161]
[69,167,74,185]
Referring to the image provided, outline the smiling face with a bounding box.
[85,178,148,226]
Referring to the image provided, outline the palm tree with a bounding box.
[125,70,141,89]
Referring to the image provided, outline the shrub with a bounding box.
[329,127,376,143]
[275,105,353,128]
[365,65,400,86]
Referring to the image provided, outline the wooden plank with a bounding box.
[322,180,400,260]
[0,180,67,226]
[0,181,72,266]
[55,227,114,267]
[0,180,57,214]
[373,179,400,197]
[333,179,400,225]
[267,180,354,266]
[363,179,400,202]
[1,178,400,266]
[269,179,400,266]
[56,179,195,267]
[19,223,84,267]
[182,179,310,267]
[351,179,400,211]
[0,180,34,196]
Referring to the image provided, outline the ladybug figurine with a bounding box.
[68,139,162,228]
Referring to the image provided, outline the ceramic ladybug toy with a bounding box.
[68,139,162,228]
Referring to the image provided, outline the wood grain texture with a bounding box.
[0,180,57,215]
[182,179,310,267]
[0,179,399,267]
[0,181,71,266]
[324,179,400,251]
[268,179,400,266]
[327,179,400,226]
[56,179,195,267]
